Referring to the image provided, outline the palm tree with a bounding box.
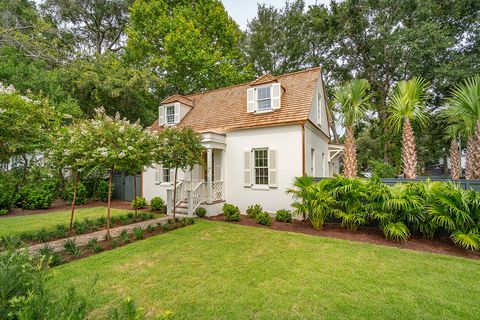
[448,76,480,179]
[445,124,462,180]
[332,79,372,178]
[387,77,429,179]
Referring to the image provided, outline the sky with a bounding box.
[221,0,331,30]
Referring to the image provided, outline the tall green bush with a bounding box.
[66,182,87,205]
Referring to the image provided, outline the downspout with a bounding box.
[301,122,306,176]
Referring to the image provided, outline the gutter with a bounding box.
[301,122,306,176]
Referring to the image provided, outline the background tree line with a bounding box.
[1,0,479,174]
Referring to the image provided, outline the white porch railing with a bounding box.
[187,181,205,215]
[174,181,187,206]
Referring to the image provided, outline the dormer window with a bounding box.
[247,82,282,113]
[257,87,271,111]
[165,105,175,125]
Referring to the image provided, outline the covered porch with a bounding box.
[166,132,226,216]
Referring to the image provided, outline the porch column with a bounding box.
[207,148,213,203]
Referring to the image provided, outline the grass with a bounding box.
[48,220,480,319]
[0,207,160,237]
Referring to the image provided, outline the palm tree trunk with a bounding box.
[465,137,474,179]
[450,138,460,180]
[402,119,417,179]
[342,126,357,178]
[69,171,80,234]
[473,120,480,179]
[106,166,114,239]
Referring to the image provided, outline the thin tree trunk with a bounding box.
[342,126,357,178]
[450,138,461,180]
[172,168,178,221]
[106,166,114,239]
[133,172,138,217]
[402,119,417,179]
[69,171,80,234]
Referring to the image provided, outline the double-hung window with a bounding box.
[162,167,171,183]
[165,105,175,125]
[253,149,269,185]
[256,87,271,112]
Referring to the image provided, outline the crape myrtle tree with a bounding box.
[153,127,204,221]
[387,77,429,179]
[50,123,96,233]
[332,79,372,177]
[0,83,58,179]
[87,108,155,238]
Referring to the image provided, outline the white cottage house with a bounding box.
[143,68,343,216]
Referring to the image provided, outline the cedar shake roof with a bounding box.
[161,94,194,107]
[250,73,278,86]
[150,67,322,133]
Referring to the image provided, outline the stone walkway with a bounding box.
[28,217,169,255]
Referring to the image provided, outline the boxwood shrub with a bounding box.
[21,185,54,210]
[256,212,272,226]
[275,209,292,223]
[195,207,207,218]
[246,204,262,219]
[131,197,147,209]
[223,203,240,221]
[150,196,165,212]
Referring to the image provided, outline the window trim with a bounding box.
[165,104,175,126]
[255,85,273,113]
[253,148,269,186]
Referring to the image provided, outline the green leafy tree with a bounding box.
[41,0,132,55]
[127,0,253,94]
[244,0,309,75]
[153,127,204,221]
[59,53,164,125]
[387,77,429,179]
[332,79,372,177]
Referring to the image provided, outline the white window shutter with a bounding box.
[247,88,255,113]
[271,83,281,110]
[155,165,160,184]
[159,106,165,125]
[170,168,175,183]
[268,149,278,187]
[174,102,181,124]
[244,150,252,187]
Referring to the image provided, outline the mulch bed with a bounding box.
[2,199,147,218]
[206,215,480,260]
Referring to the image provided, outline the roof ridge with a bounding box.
[177,67,322,98]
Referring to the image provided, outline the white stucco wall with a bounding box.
[224,124,303,214]
[142,166,187,202]
[307,72,330,138]
[304,123,330,177]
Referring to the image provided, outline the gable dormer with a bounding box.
[159,94,193,126]
[247,73,283,114]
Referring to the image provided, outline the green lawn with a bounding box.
[48,220,480,319]
[0,207,142,237]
